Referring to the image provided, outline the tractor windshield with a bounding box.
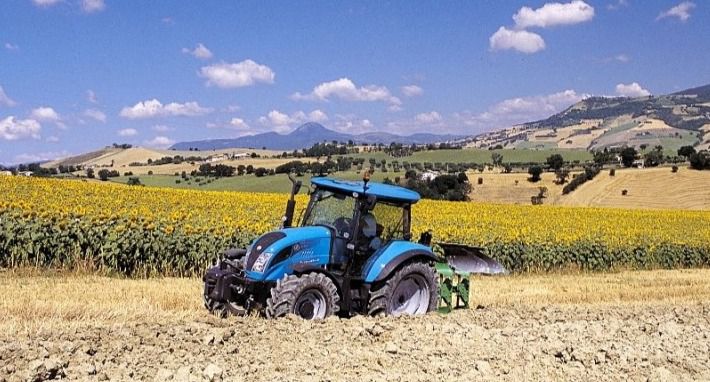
[302,190,356,232]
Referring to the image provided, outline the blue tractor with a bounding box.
[203,174,505,319]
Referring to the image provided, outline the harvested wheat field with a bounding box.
[2,269,710,381]
[559,167,710,210]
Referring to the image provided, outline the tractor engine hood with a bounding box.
[243,226,332,281]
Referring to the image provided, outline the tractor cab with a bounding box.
[301,177,420,268]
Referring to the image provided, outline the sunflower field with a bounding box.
[1,176,708,276]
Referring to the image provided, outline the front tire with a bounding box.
[266,273,340,319]
[368,262,438,316]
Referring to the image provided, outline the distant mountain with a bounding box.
[467,84,710,152]
[170,123,463,151]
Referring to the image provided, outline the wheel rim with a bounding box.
[294,289,328,319]
[390,274,430,316]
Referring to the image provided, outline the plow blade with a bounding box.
[437,243,507,275]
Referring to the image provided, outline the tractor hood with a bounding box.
[243,226,333,281]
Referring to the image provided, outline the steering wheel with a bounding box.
[332,217,352,237]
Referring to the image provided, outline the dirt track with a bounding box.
[2,303,709,382]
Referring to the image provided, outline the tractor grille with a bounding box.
[246,232,286,270]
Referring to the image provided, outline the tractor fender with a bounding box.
[363,241,437,283]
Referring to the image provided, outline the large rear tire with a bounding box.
[266,273,340,319]
[368,262,438,317]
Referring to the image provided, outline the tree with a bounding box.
[620,147,637,168]
[127,177,142,186]
[491,152,503,167]
[86,168,95,179]
[689,151,709,170]
[555,168,570,184]
[678,145,696,159]
[98,169,110,181]
[528,165,542,182]
[644,146,664,167]
[546,154,564,171]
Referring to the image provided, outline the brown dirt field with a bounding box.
[2,269,709,381]
[558,167,710,210]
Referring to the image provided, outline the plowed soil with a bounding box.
[1,272,709,381]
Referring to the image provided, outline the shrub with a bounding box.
[562,165,601,195]
[672,165,679,173]
[477,177,483,185]
[622,189,628,196]
[127,177,142,186]
[527,166,543,182]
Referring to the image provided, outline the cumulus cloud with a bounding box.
[182,43,213,60]
[30,106,61,122]
[118,128,137,137]
[31,0,61,7]
[119,99,212,119]
[414,111,442,124]
[83,108,106,122]
[513,1,595,28]
[0,116,41,140]
[0,86,16,107]
[4,42,18,51]
[331,114,375,134]
[144,136,175,149]
[81,0,105,13]
[615,82,651,97]
[401,85,423,97]
[455,89,589,132]
[291,78,402,109]
[657,2,695,22]
[229,118,249,130]
[489,27,546,54]
[258,109,329,133]
[199,60,275,88]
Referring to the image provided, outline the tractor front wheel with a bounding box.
[266,273,340,320]
[368,262,438,316]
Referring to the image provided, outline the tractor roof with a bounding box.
[311,177,421,204]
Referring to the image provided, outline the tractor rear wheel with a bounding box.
[266,273,340,319]
[368,262,438,316]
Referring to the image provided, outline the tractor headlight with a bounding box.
[251,252,274,273]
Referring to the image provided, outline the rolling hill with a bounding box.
[467,84,710,153]
[170,122,463,151]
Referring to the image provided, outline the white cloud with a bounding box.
[291,78,402,109]
[401,85,423,97]
[46,136,59,142]
[86,89,98,103]
[331,114,375,134]
[83,108,106,122]
[603,53,630,63]
[607,0,628,11]
[414,111,442,124]
[81,0,105,13]
[0,116,41,140]
[30,106,61,122]
[162,17,175,25]
[14,150,70,164]
[144,136,175,149]
[257,109,329,133]
[229,118,249,130]
[182,43,213,60]
[455,89,589,132]
[32,0,61,7]
[657,2,695,22]
[0,86,16,107]
[4,42,18,51]
[513,1,595,28]
[199,60,275,88]
[118,128,138,137]
[489,27,545,54]
[615,82,651,97]
[152,124,171,132]
[119,99,212,119]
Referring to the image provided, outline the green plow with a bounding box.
[434,243,507,313]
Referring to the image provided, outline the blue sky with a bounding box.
[1,0,708,164]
